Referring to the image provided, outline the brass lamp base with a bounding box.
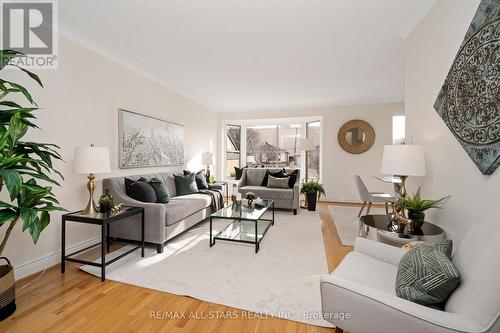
[397,175,408,198]
[81,173,99,215]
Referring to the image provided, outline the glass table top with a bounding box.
[211,200,273,221]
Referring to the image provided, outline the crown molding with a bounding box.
[58,23,217,112]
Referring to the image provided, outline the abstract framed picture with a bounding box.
[433,0,499,175]
[118,109,184,168]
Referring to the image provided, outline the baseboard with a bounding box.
[14,237,100,280]
[320,195,361,203]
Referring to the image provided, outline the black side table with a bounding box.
[61,206,144,281]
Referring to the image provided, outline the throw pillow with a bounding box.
[267,175,290,189]
[174,173,198,196]
[183,170,209,190]
[234,166,247,180]
[148,178,170,203]
[282,169,299,188]
[124,177,157,203]
[396,239,460,306]
[261,168,285,186]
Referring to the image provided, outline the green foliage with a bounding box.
[0,49,64,254]
[245,192,257,200]
[398,187,450,213]
[99,195,113,205]
[300,180,326,198]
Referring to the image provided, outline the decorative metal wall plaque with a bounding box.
[433,0,499,175]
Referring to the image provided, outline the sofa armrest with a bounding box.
[236,171,246,188]
[109,189,167,244]
[320,275,480,333]
[354,237,406,266]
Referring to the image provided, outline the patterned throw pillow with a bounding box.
[396,239,460,306]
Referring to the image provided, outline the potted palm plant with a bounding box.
[397,187,450,228]
[300,180,326,211]
[0,49,64,320]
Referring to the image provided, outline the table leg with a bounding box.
[209,216,214,247]
[141,210,145,257]
[101,222,105,281]
[255,220,259,253]
[272,202,275,225]
[106,223,111,253]
[61,217,65,274]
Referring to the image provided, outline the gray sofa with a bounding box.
[236,168,300,214]
[103,172,213,253]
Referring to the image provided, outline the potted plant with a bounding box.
[98,190,114,214]
[300,180,326,211]
[397,187,450,228]
[0,49,64,320]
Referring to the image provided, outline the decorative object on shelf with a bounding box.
[119,109,184,168]
[397,187,450,229]
[338,119,375,154]
[433,0,499,176]
[111,203,123,214]
[245,192,257,206]
[235,192,242,209]
[300,180,326,211]
[202,152,214,183]
[209,175,216,184]
[0,49,65,319]
[73,145,111,215]
[98,189,114,214]
[380,143,426,197]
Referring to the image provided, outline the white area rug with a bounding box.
[328,205,385,246]
[80,210,333,327]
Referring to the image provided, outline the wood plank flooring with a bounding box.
[0,202,356,333]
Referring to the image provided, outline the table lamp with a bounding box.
[202,152,214,182]
[380,143,426,197]
[73,144,111,215]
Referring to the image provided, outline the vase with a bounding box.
[408,210,425,229]
[306,193,318,211]
[0,257,16,320]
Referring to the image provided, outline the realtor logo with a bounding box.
[1,0,58,68]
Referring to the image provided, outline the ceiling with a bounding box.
[59,0,437,112]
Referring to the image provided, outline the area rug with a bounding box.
[80,210,333,327]
[328,205,385,246]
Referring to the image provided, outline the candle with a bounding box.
[235,193,242,201]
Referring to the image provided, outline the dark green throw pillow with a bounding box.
[148,178,170,203]
[396,239,460,306]
[174,173,198,196]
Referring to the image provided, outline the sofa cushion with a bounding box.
[261,169,285,186]
[148,178,170,203]
[333,251,398,295]
[267,175,290,189]
[174,173,198,196]
[165,193,211,226]
[246,168,268,186]
[124,177,157,203]
[239,185,293,200]
[396,239,460,306]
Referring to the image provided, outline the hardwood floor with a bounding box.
[0,202,355,333]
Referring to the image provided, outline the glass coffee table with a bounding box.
[210,200,274,253]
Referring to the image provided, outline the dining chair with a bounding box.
[354,175,397,216]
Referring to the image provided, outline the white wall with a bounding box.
[217,103,403,201]
[405,0,499,243]
[1,37,217,278]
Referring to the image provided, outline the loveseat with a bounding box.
[236,168,300,214]
[103,172,213,253]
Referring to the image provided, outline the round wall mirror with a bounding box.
[338,120,375,154]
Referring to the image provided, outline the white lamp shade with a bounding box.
[380,144,426,176]
[73,146,111,174]
[298,137,316,151]
[201,152,214,165]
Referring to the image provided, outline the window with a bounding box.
[225,125,241,179]
[278,124,302,168]
[306,121,321,180]
[392,115,405,144]
[246,125,278,167]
